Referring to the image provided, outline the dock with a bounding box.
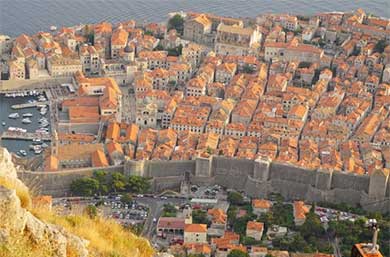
[1,131,51,141]
[11,101,50,109]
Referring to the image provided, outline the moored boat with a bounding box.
[23,113,33,117]
[8,113,19,119]
[22,118,32,124]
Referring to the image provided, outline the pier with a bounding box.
[11,101,50,109]
[1,131,51,141]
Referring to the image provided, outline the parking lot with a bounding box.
[53,196,150,226]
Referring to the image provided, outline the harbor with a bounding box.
[0,90,52,158]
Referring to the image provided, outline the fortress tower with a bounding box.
[368,168,389,199]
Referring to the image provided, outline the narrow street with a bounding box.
[120,87,136,123]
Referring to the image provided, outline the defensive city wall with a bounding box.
[18,156,389,213]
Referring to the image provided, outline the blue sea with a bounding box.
[0,0,389,37]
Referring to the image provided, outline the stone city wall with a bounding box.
[20,155,390,213]
[18,165,124,197]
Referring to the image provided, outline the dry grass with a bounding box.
[0,176,153,257]
[0,233,55,257]
[32,208,155,257]
[0,176,31,209]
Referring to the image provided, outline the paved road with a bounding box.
[136,196,186,239]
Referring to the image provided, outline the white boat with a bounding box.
[50,25,57,31]
[32,138,42,144]
[19,150,27,156]
[1,121,5,126]
[34,147,43,154]
[40,122,49,128]
[23,113,33,117]
[22,118,32,124]
[15,128,27,133]
[12,127,27,133]
[42,143,49,148]
[8,113,19,119]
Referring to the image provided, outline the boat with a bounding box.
[50,25,57,31]
[32,138,42,144]
[8,127,16,132]
[1,121,5,126]
[34,147,43,154]
[40,122,49,128]
[23,113,33,117]
[42,143,49,148]
[8,113,19,119]
[22,118,32,124]
[15,127,27,133]
[19,150,27,156]
[40,107,48,115]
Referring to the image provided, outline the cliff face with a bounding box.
[0,186,89,257]
[0,147,154,257]
[0,147,89,257]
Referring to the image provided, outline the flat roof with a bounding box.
[190,198,218,204]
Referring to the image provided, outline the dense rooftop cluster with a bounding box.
[0,9,389,175]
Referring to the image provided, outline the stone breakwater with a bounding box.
[18,155,390,213]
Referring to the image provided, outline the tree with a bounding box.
[374,39,388,53]
[242,64,255,74]
[168,14,184,35]
[299,210,324,240]
[70,177,99,196]
[192,210,210,225]
[258,212,273,229]
[233,215,251,236]
[228,191,244,205]
[84,204,98,219]
[154,42,164,51]
[168,80,177,90]
[121,193,133,205]
[227,249,249,257]
[270,202,294,228]
[93,170,109,195]
[162,203,177,217]
[84,24,95,44]
[144,30,154,36]
[167,44,183,56]
[110,172,127,192]
[241,236,261,246]
[127,176,150,193]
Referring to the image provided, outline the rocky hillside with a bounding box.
[0,147,154,257]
